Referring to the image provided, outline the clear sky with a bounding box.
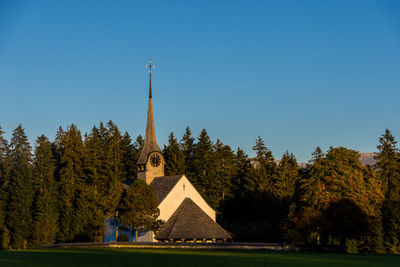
[0,0,399,162]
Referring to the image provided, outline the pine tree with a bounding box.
[121,132,139,181]
[310,146,324,164]
[6,125,33,249]
[100,121,124,214]
[376,129,400,197]
[253,136,269,160]
[192,129,218,208]
[246,136,276,192]
[376,129,400,253]
[57,124,86,242]
[214,140,235,201]
[180,126,195,177]
[0,125,10,249]
[52,126,64,183]
[135,135,144,152]
[163,132,185,176]
[274,151,299,199]
[31,135,58,247]
[219,147,251,240]
[274,152,300,243]
[83,122,124,242]
[0,125,9,225]
[0,125,7,170]
[231,148,251,195]
[83,126,106,242]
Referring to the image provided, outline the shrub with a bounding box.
[346,239,358,254]
[117,234,129,242]
[285,230,302,245]
[73,232,93,243]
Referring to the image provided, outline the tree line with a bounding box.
[0,122,399,253]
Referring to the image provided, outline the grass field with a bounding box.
[0,248,399,267]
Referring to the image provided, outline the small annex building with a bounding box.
[104,60,231,242]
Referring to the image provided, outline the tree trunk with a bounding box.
[135,228,138,242]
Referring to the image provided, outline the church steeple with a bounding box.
[137,58,164,184]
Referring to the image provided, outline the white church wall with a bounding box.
[158,175,216,222]
[103,219,152,242]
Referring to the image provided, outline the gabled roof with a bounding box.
[155,198,232,240]
[149,175,183,204]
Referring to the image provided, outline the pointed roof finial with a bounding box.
[145,57,155,98]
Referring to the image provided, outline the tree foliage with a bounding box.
[0,122,398,254]
[376,129,400,253]
[163,132,185,176]
[6,125,33,249]
[118,179,160,241]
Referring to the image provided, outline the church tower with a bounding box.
[137,58,165,184]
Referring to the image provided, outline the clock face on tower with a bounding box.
[150,153,161,167]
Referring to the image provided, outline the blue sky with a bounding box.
[0,0,399,162]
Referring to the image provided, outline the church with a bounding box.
[104,60,231,242]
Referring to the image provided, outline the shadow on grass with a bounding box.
[0,248,399,267]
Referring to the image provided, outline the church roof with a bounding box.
[155,198,232,240]
[137,65,161,165]
[150,175,183,204]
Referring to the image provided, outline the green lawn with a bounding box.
[0,248,399,267]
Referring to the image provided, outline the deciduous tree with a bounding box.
[118,180,160,241]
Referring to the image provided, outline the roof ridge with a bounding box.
[156,197,232,240]
[149,175,184,205]
[166,197,189,237]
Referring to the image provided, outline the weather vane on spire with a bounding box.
[146,57,155,75]
[146,58,154,98]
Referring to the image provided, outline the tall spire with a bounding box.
[137,58,161,165]
[147,57,154,98]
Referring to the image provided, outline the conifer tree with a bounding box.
[121,132,138,181]
[253,136,269,160]
[31,135,58,247]
[376,129,400,197]
[6,125,33,249]
[192,129,218,208]
[0,126,9,223]
[222,139,280,242]
[246,136,276,192]
[83,122,124,241]
[52,126,64,182]
[310,146,324,164]
[376,129,400,253]
[274,151,299,199]
[83,127,106,241]
[57,124,86,242]
[274,152,300,242]
[163,132,185,176]
[0,125,10,249]
[231,148,251,195]
[100,121,124,213]
[181,126,195,177]
[219,148,251,240]
[135,135,144,151]
[214,140,235,201]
